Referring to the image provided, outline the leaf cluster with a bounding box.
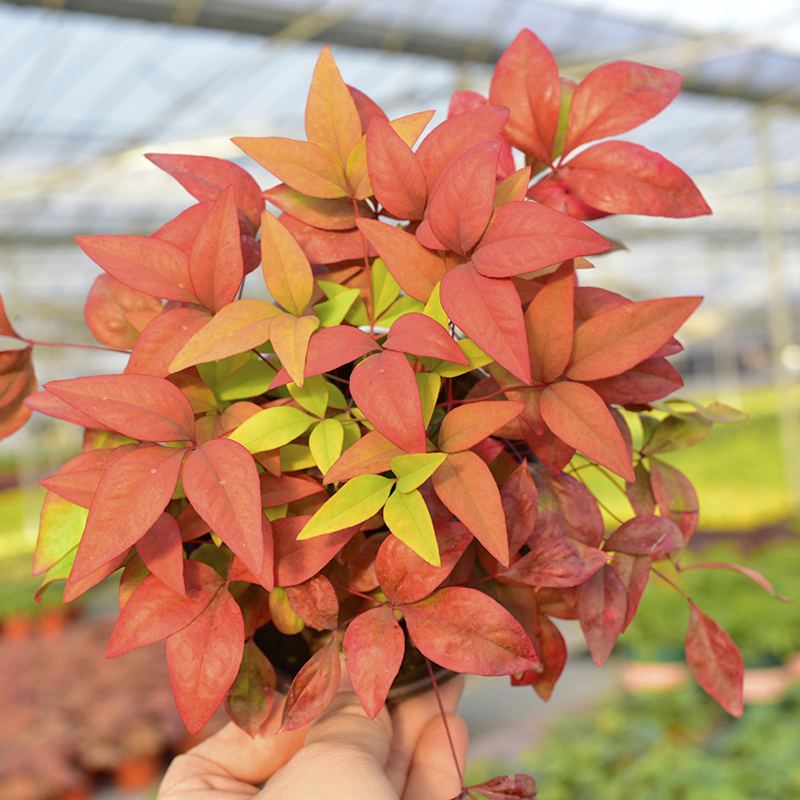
[0,28,774,754]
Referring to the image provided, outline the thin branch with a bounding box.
[425,657,465,789]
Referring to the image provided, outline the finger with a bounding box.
[402,712,468,800]
[385,676,465,795]
[260,692,398,800]
[159,694,310,796]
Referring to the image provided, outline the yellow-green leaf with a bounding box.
[371,258,401,319]
[422,282,449,328]
[288,374,329,418]
[416,372,441,428]
[328,383,348,410]
[216,357,278,401]
[421,338,494,378]
[383,489,440,566]
[375,295,425,327]
[228,406,315,454]
[264,504,288,522]
[299,475,394,539]
[35,548,76,605]
[391,452,448,493]
[33,494,88,576]
[314,288,360,327]
[344,297,369,327]
[309,418,345,475]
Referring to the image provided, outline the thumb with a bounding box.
[260,693,398,800]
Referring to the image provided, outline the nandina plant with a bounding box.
[0,28,789,799]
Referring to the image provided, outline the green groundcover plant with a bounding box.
[0,28,789,799]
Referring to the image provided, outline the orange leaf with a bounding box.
[431,451,509,565]
[324,429,405,485]
[269,313,319,388]
[260,210,314,315]
[438,401,524,454]
[263,184,358,230]
[539,382,634,481]
[305,46,363,168]
[384,312,467,364]
[136,513,186,595]
[355,218,446,303]
[188,186,244,313]
[233,136,348,199]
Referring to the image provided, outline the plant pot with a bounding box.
[253,621,457,703]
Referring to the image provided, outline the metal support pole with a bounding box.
[754,104,800,518]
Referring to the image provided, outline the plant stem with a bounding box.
[651,566,692,601]
[26,338,130,354]
[425,657,465,789]
[352,197,376,334]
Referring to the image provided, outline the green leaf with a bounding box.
[417,372,441,428]
[422,282,449,328]
[228,406,315,454]
[341,417,362,449]
[344,297,369,327]
[299,475,394,539]
[309,418,345,475]
[383,489,440,566]
[280,444,317,471]
[216,357,278,401]
[288,374,329,417]
[371,258,401,319]
[32,494,88,575]
[641,413,713,456]
[35,548,76,605]
[391,452,448,493]
[327,382,348,410]
[375,295,425,327]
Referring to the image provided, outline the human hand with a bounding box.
[157,676,467,800]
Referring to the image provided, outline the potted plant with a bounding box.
[0,28,788,798]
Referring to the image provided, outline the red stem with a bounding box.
[434,382,540,409]
[352,196,376,334]
[26,338,130,354]
[425,656,465,789]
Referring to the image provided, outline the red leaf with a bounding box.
[530,464,605,548]
[273,515,358,587]
[524,613,566,702]
[649,457,699,542]
[324,429,405,484]
[349,85,388,132]
[540,382,634,481]
[167,585,245,734]
[524,261,574,384]
[71,445,186,580]
[22,391,101,431]
[136,512,185,595]
[519,420,576,477]
[375,521,473,604]
[403,586,540,675]
[604,515,684,557]
[583,357,682,405]
[125,307,211,377]
[84,274,163,350]
[526,174,611,221]
[431,451,509,566]
[226,514,275,593]
[45,374,196,443]
[501,460,539,557]
[560,142,712,218]
[440,264,530,384]
[468,773,538,800]
[610,552,652,630]
[107,560,224,657]
[471,202,611,279]
[343,606,405,718]
[489,28,561,165]
[38,447,118,508]
[75,235,197,303]
[384,312,468,364]
[62,551,128,603]
[355,219,447,303]
[225,639,276,737]
[270,325,380,388]
[0,348,35,440]
[182,439,264,577]
[577,563,627,665]
[566,296,701,382]
[428,141,501,255]
[350,351,427,454]
[366,115,427,220]
[260,472,326,508]
[281,638,341,731]
[564,61,682,154]
[145,153,264,232]
[188,186,244,313]
[285,575,339,630]
[502,536,608,588]
[415,105,509,193]
[685,602,744,717]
